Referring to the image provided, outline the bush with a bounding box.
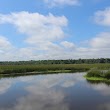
[86,68,102,77]
[104,71,110,79]
[86,68,110,80]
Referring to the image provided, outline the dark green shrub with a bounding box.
[86,68,102,77]
[104,71,110,79]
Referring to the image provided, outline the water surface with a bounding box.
[0,73,110,110]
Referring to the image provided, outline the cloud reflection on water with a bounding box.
[0,73,83,110]
[90,84,110,96]
[2,73,110,110]
[0,79,13,94]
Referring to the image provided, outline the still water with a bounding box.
[0,73,110,110]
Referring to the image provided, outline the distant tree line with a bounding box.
[0,58,110,65]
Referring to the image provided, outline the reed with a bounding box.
[0,63,110,76]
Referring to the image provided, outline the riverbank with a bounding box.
[84,76,110,83]
[0,63,110,78]
[0,70,73,78]
[84,68,110,83]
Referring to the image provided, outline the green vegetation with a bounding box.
[1,58,110,65]
[0,58,110,77]
[0,63,110,77]
[0,64,90,75]
[85,76,110,82]
[85,68,110,83]
[0,58,110,78]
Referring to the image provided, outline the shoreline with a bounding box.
[84,75,110,83]
[0,70,84,78]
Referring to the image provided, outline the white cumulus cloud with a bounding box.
[94,7,110,26]
[1,11,110,60]
[0,12,68,44]
[0,36,12,52]
[60,41,76,49]
[90,32,110,48]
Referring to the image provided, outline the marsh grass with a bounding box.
[85,68,110,83]
[0,63,110,77]
[86,68,102,77]
[0,64,91,75]
[85,76,110,85]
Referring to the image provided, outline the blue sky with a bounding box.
[0,0,110,61]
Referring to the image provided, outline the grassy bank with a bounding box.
[85,68,110,83]
[0,63,110,77]
[84,76,110,83]
[0,64,89,75]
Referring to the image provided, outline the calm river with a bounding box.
[0,73,110,110]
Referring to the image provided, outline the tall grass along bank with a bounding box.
[85,68,110,83]
[0,63,110,77]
